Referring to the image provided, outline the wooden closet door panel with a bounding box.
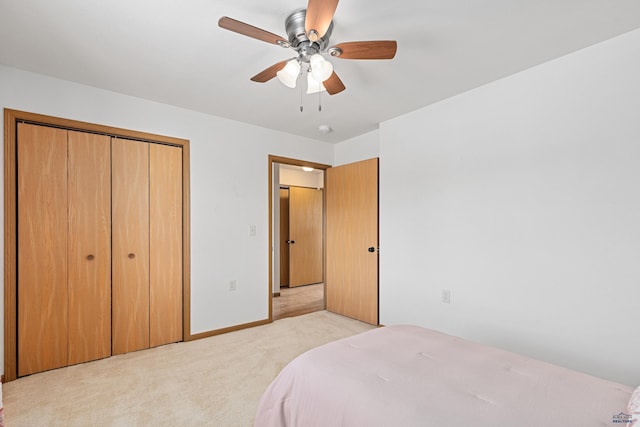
[17,123,69,376]
[289,187,323,287]
[279,188,290,286]
[112,138,150,355]
[149,143,183,347]
[67,131,112,365]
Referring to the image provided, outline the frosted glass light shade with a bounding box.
[277,60,300,88]
[306,72,327,94]
[309,54,333,82]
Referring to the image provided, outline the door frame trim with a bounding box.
[4,109,191,381]
[267,155,330,321]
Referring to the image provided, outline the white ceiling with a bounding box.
[1,0,640,143]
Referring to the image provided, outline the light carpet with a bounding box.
[3,311,374,427]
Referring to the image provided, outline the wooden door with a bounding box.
[289,187,323,287]
[67,131,112,365]
[17,123,69,376]
[149,143,183,347]
[326,158,379,325]
[112,138,150,355]
[279,188,290,286]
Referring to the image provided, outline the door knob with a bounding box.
[128,253,136,259]
[287,240,296,244]
[368,247,375,253]
[86,254,95,261]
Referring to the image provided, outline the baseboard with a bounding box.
[185,318,272,341]
[273,292,281,297]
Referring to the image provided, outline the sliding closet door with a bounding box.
[149,143,183,347]
[17,123,69,376]
[67,131,112,365]
[112,138,150,355]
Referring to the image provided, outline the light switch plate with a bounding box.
[441,289,451,304]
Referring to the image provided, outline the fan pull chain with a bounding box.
[318,87,322,112]
[300,69,304,112]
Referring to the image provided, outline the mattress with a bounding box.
[255,325,632,427]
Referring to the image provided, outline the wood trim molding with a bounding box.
[5,110,188,146]
[3,109,191,381]
[267,155,331,324]
[4,109,18,381]
[269,155,331,171]
[181,141,192,342]
[188,319,272,341]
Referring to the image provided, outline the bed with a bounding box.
[0,380,4,427]
[255,325,638,427]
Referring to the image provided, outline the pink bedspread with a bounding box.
[0,381,4,427]
[255,325,632,427]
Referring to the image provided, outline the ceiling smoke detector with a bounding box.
[318,124,333,134]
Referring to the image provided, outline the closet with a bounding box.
[16,121,184,377]
[279,186,323,287]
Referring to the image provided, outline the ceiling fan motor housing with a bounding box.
[285,9,333,62]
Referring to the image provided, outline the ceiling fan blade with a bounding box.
[305,0,339,41]
[250,60,288,83]
[332,41,397,60]
[218,16,288,46]
[323,71,345,95]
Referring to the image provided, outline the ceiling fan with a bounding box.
[218,0,397,96]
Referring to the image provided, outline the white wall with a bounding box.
[0,65,334,373]
[333,129,380,166]
[379,29,640,386]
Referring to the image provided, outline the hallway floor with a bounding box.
[273,283,324,320]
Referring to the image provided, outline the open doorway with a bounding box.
[269,156,380,325]
[269,156,330,321]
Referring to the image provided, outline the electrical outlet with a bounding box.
[229,280,237,291]
[441,289,451,304]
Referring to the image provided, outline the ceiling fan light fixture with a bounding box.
[306,72,327,94]
[218,7,397,98]
[309,54,333,82]
[276,59,300,88]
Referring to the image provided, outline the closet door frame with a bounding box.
[3,109,192,382]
